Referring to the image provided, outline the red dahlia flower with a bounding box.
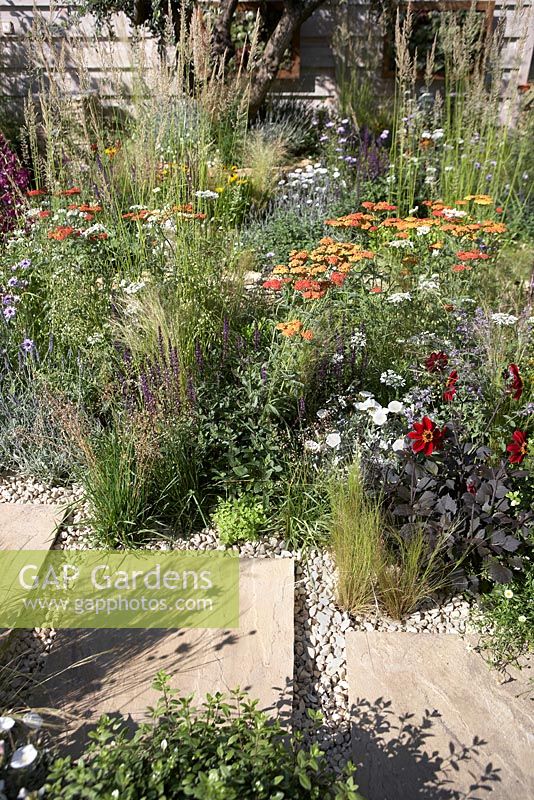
[505,363,523,400]
[425,351,449,373]
[443,370,458,402]
[506,431,529,464]
[408,417,446,456]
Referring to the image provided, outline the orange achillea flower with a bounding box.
[26,188,47,197]
[263,278,284,291]
[276,320,314,340]
[456,250,490,260]
[370,285,382,293]
[58,187,81,196]
[452,263,472,272]
[330,272,346,286]
[122,209,151,221]
[79,204,103,213]
[325,211,376,228]
[38,210,51,219]
[263,240,374,300]
[47,226,77,241]
[361,201,397,211]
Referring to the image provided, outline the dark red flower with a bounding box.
[506,431,528,465]
[505,363,523,401]
[408,416,446,456]
[443,369,458,402]
[425,351,449,373]
[466,478,477,495]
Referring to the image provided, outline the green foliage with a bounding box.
[213,494,267,545]
[475,556,534,670]
[44,674,364,799]
[330,459,456,619]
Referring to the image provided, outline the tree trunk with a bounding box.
[212,0,240,60]
[247,0,325,117]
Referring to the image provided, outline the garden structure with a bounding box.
[0,2,533,799]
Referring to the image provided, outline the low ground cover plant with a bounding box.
[42,673,363,800]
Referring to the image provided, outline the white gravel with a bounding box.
[0,474,475,768]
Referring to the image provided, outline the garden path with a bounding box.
[35,558,294,753]
[347,631,534,800]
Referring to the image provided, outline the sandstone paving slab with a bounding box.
[0,504,63,550]
[36,558,294,750]
[346,631,534,800]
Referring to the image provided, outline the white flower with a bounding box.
[195,190,219,200]
[442,207,467,219]
[304,440,321,453]
[418,276,440,292]
[518,615,527,623]
[349,331,366,349]
[122,280,146,295]
[389,239,414,249]
[491,313,518,327]
[387,400,404,413]
[387,292,412,304]
[111,791,119,799]
[10,744,38,769]
[325,432,341,449]
[316,408,329,420]
[82,223,109,238]
[355,397,378,411]
[331,352,344,365]
[161,738,168,752]
[0,716,15,732]
[22,712,43,730]
[371,407,388,426]
[392,437,406,452]
[504,589,514,599]
[431,128,444,140]
[416,225,431,235]
[380,370,405,388]
[408,206,419,214]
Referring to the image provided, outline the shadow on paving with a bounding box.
[350,697,501,800]
[29,559,295,753]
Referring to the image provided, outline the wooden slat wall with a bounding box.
[0,0,532,105]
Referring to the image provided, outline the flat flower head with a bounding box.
[506,430,528,464]
[408,416,446,456]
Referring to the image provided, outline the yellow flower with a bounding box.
[215,186,225,193]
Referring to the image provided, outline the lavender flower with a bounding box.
[21,338,34,353]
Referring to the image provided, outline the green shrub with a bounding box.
[44,673,364,800]
[213,495,267,545]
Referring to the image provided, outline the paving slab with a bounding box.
[346,631,534,800]
[36,558,294,750]
[0,504,62,550]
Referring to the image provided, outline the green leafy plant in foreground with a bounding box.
[44,672,364,800]
[213,494,267,545]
